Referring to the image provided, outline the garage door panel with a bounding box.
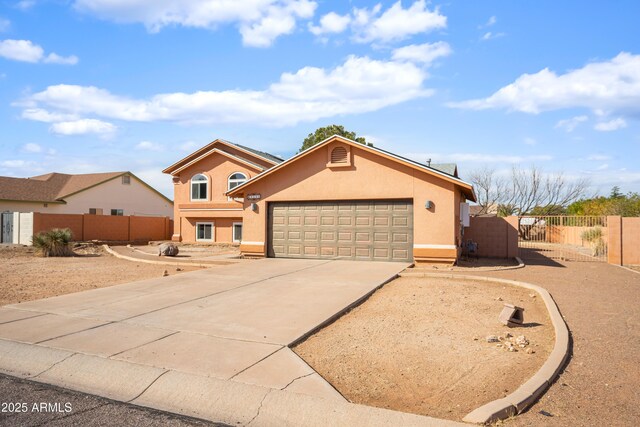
[268,200,412,262]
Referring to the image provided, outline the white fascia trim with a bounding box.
[216,140,280,166]
[172,148,264,175]
[240,241,264,245]
[414,244,457,249]
[180,208,243,211]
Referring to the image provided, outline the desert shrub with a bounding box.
[32,228,74,257]
[581,227,603,242]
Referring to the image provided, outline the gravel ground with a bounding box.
[295,276,554,421]
[0,374,225,427]
[452,253,640,426]
[0,246,201,306]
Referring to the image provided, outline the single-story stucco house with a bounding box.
[0,172,174,218]
[164,135,476,264]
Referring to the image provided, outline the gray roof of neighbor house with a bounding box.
[0,172,172,203]
[429,163,458,177]
[229,142,284,164]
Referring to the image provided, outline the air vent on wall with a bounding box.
[330,146,348,164]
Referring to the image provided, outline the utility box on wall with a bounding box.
[460,202,470,227]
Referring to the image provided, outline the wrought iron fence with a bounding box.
[518,216,608,262]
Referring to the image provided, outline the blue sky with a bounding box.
[1,0,639,198]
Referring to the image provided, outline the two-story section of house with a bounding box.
[162,139,282,244]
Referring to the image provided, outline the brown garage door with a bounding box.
[268,200,413,262]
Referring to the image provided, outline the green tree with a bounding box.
[567,188,640,217]
[299,125,371,153]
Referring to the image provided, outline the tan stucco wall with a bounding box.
[0,176,173,218]
[237,141,462,261]
[171,151,261,242]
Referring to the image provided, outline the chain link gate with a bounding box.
[518,216,608,262]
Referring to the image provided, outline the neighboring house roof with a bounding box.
[230,142,284,164]
[0,172,173,204]
[162,139,283,175]
[430,163,458,177]
[227,135,477,202]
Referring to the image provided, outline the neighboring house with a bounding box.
[470,204,499,217]
[165,135,476,264]
[162,139,283,243]
[0,172,173,218]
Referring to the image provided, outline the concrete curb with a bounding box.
[401,272,569,424]
[614,264,640,275]
[401,257,524,277]
[102,244,231,268]
[0,338,467,426]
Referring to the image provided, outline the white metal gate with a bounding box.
[518,216,608,262]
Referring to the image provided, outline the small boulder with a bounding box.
[158,243,179,257]
[486,335,500,343]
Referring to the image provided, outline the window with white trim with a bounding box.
[232,222,242,243]
[191,174,208,201]
[228,172,247,192]
[227,172,247,201]
[196,222,214,241]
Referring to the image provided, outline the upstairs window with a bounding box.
[111,209,124,216]
[122,175,131,185]
[228,172,248,192]
[191,174,208,201]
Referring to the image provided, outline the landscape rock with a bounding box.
[158,243,179,257]
[486,335,500,343]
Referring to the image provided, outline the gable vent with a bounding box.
[330,146,348,164]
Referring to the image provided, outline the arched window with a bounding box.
[228,172,248,192]
[191,174,208,201]
[330,146,348,164]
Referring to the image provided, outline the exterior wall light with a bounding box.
[251,203,258,212]
[425,200,433,209]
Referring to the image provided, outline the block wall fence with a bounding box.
[463,216,519,258]
[32,212,172,242]
[608,216,640,266]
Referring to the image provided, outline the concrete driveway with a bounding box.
[0,259,462,426]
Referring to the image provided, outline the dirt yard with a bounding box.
[0,245,201,306]
[294,276,554,421]
[460,256,640,427]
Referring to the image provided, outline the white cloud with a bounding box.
[49,119,117,136]
[352,0,446,44]
[594,117,627,131]
[523,137,537,146]
[596,163,609,170]
[391,41,451,65]
[44,53,79,65]
[480,31,505,41]
[479,16,497,28]
[15,0,35,11]
[404,152,553,164]
[0,159,35,168]
[20,55,431,127]
[22,108,79,123]
[449,53,640,118]
[308,11,350,35]
[135,140,164,151]
[22,142,42,153]
[0,39,78,64]
[555,115,588,132]
[134,168,174,198]
[0,39,43,62]
[0,18,10,32]
[73,0,317,48]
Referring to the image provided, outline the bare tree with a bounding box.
[467,165,590,216]
[505,166,590,215]
[469,167,507,214]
